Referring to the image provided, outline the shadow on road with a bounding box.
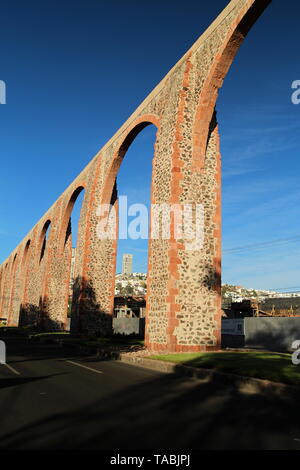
[0,373,67,390]
[0,340,300,450]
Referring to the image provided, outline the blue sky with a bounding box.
[1,0,300,291]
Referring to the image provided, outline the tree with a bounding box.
[124,285,134,296]
[116,282,123,294]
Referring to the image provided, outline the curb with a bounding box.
[119,354,300,397]
[29,338,300,398]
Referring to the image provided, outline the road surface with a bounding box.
[0,339,300,450]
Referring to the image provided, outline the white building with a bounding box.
[122,254,133,275]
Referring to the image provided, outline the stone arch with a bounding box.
[0,267,3,321]
[59,186,86,253]
[22,240,31,270]
[0,268,2,304]
[192,0,271,171]
[0,262,9,318]
[3,261,13,319]
[7,253,18,325]
[102,115,159,312]
[72,115,160,336]
[36,219,53,327]
[173,0,272,352]
[102,115,160,206]
[0,266,4,316]
[44,185,87,330]
[21,241,31,300]
[19,240,32,326]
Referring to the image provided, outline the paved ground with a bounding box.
[1,339,300,450]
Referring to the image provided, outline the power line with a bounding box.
[269,286,300,291]
[266,291,300,295]
[223,235,300,254]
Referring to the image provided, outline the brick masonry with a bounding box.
[0,0,271,351]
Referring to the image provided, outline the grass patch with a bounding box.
[32,334,145,348]
[0,326,144,349]
[148,351,300,386]
[30,332,70,338]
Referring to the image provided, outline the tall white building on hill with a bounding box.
[122,254,133,275]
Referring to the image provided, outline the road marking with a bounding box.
[65,360,103,374]
[4,363,20,375]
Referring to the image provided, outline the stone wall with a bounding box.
[112,318,145,337]
[222,317,300,352]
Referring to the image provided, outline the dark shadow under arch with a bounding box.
[61,186,85,249]
[39,220,51,263]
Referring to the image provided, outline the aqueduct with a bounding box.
[0,0,271,352]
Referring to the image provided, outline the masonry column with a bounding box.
[146,55,222,352]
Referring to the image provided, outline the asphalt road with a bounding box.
[1,339,300,450]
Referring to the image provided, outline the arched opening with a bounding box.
[208,2,300,324]
[22,240,31,270]
[39,220,51,263]
[62,187,86,326]
[0,269,3,324]
[0,263,9,323]
[62,187,85,247]
[192,0,272,170]
[108,120,158,339]
[19,240,31,326]
[8,253,18,325]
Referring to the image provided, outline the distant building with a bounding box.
[222,297,300,319]
[259,297,300,316]
[122,254,133,275]
[115,270,147,296]
[114,296,146,318]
